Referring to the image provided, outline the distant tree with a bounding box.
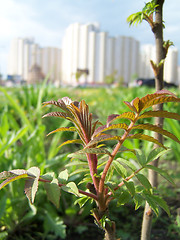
[127,1,173,239]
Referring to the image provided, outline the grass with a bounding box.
[0,84,179,239]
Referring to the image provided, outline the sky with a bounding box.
[0,0,180,77]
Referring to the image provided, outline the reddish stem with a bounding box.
[86,153,99,192]
[38,177,98,201]
[99,118,138,193]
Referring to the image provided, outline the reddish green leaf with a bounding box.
[139,110,180,121]
[93,123,128,137]
[47,127,76,136]
[86,134,121,148]
[71,148,111,156]
[24,167,40,204]
[42,111,71,119]
[42,99,68,111]
[127,133,166,148]
[131,97,140,113]
[0,173,28,190]
[58,139,83,148]
[107,112,135,125]
[9,169,27,175]
[141,96,180,111]
[24,178,38,204]
[124,101,136,112]
[133,123,180,144]
[0,171,18,180]
[139,90,178,112]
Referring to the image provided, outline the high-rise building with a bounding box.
[61,23,140,86]
[8,38,62,84]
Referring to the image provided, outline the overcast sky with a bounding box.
[0,0,180,77]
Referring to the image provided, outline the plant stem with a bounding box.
[86,153,99,192]
[38,177,98,200]
[99,119,137,193]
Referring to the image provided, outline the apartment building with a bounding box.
[8,38,62,84]
[61,23,140,86]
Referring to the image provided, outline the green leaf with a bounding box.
[0,126,28,157]
[134,194,144,210]
[117,190,131,206]
[27,167,40,178]
[58,169,68,184]
[0,112,9,138]
[116,158,137,171]
[143,192,159,216]
[136,174,152,191]
[67,153,87,161]
[145,165,175,186]
[0,87,33,132]
[0,195,7,219]
[146,148,170,164]
[44,178,61,208]
[134,149,146,166]
[66,160,88,167]
[74,196,90,208]
[124,181,135,196]
[43,212,66,239]
[62,182,79,197]
[113,160,127,178]
[150,195,170,216]
[40,172,55,181]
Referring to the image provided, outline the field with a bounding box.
[0,84,180,240]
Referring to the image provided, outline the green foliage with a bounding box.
[127,0,158,27]
[0,85,180,239]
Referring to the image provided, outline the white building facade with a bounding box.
[8,38,62,84]
[61,23,140,86]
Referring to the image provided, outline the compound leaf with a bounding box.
[139,110,180,121]
[145,165,175,185]
[133,123,180,144]
[127,133,166,149]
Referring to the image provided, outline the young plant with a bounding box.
[0,90,180,240]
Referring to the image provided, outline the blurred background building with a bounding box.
[61,22,140,86]
[6,23,179,87]
[7,38,61,85]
